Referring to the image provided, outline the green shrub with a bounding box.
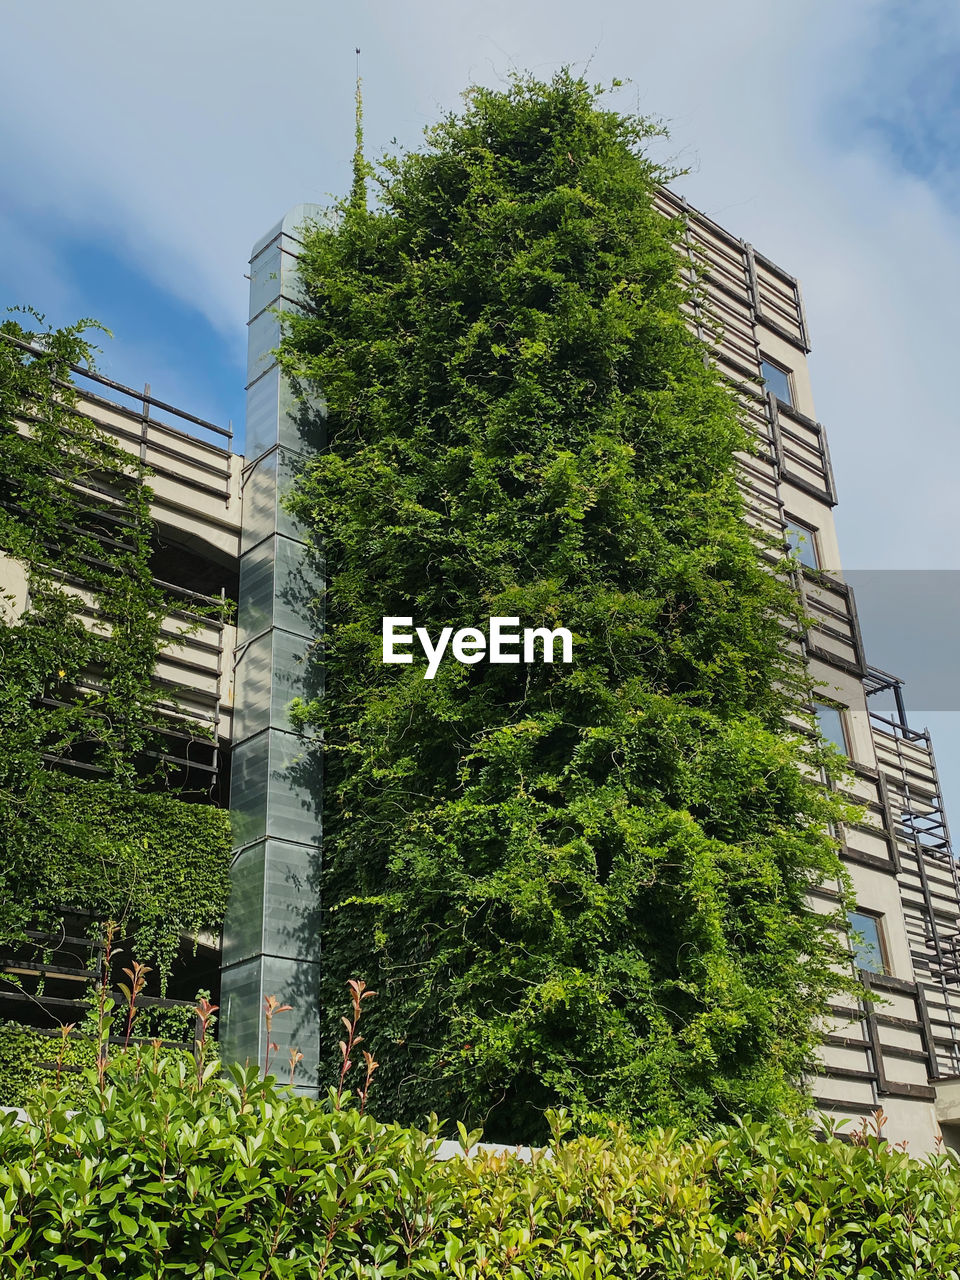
[0,1023,203,1110]
[0,1025,103,1110]
[2,1064,960,1277]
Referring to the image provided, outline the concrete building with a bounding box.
[653,189,960,1151]
[4,195,960,1150]
[0,349,241,1025]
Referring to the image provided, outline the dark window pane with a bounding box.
[814,702,848,755]
[786,521,819,569]
[848,910,886,974]
[761,359,793,406]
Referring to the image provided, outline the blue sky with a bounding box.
[0,227,247,434]
[846,2,960,204]
[3,0,960,805]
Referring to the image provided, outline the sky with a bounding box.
[3,0,960,808]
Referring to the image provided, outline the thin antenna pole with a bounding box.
[351,46,367,213]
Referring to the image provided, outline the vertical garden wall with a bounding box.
[278,73,857,1141]
[0,317,231,1037]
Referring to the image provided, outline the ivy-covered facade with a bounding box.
[0,319,236,1087]
[263,75,960,1149]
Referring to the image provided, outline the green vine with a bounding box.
[0,1025,46,1107]
[0,313,231,988]
[0,1020,201,1109]
[278,72,859,1141]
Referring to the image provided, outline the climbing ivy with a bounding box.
[0,314,231,986]
[0,1025,46,1108]
[35,777,231,980]
[279,72,859,1140]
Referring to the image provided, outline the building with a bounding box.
[0,347,241,1032]
[653,189,960,1152]
[3,195,960,1151]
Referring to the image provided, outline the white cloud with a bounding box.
[4,0,960,780]
[6,0,955,565]
[1,0,409,332]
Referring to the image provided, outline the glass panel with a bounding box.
[249,241,282,321]
[269,627,318,732]
[274,533,322,638]
[234,627,319,741]
[237,535,276,643]
[278,376,326,454]
[266,729,322,848]
[786,521,819,569]
[263,840,322,961]
[278,243,308,308]
[241,448,310,553]
[262,952,322,1087]
[247,309,281,386]
[848,911,886,974]
[814,702,848,755]
[221,840,322,966]
[230,729,321,849]
[221,843,266,967]
[219,954,322,1087]
[760,359,793,406]
[245,368,280,461]
[276,447,310,539]
[238,534,322,645]
[230,730,270,849]
[241,449,279,554]
[218,955,264,1069]
[233,630,273,742]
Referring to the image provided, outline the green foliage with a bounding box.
[0,1026,45,1109]
[0,314,173,782]
[2,1071,959,1278]
[0,1024,98,1110]
[0,314,231,983]
[39,777,231,981]
[278,71,857,1138]
[0,1021,204,1110]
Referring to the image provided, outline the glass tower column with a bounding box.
[219,205,325,1090]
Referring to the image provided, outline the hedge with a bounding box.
[2,1062,960,1277]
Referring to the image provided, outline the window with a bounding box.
[814,701,848,755]
[760,358,793,406]
[785,520,820,570]
[847,910,887,975]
